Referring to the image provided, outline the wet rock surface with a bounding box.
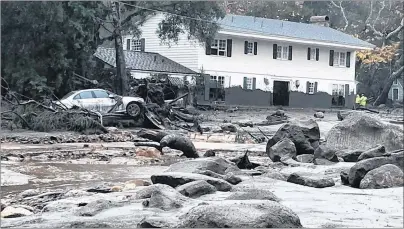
[335,149,363,162]
[176,180,217,198]
[267,138,297,162]
[359,164,404,189]
[357,145,386,161]
[287,173,335,188]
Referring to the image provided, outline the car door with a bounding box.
[92,89,116,112]
[72,91,96,110]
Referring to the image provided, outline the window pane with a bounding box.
[211,48,218,55]
[219,40,226,50]
[310,49,316,60]
[340,53,346,66]
[211,40,218,47]
[93,90,109,98]
[277,46,282,58]
[219,51,225,56]
[333,52,339,65]
[132,39,142,51]
[78,91,94,99]
[247,42,253,53]
[282,46,288,59]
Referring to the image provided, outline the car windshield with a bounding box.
[61,91,77,100]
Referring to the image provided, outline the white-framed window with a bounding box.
[211,39,227,56]
[310,48,316,60]
[210,75,217,81]
[247,42,253,54]
[131,39,142,51]
[332,84,345,96]
[333,52,346,67]
[308,82,315,94]
[277,45,289,60]
[218,76,225,86]
[246,78,253,90]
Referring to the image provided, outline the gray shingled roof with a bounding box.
[218,15,375,48]
[94,47,197,75]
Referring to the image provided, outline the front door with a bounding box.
[273,80,290,106]
[393,88,399,101]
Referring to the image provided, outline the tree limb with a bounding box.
[373,1,385,27]
[385,17,404,40]
[120,8,150,26]
[330,1,349,31]
[365,1,373,25]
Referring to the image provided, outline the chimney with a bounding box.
[309,16,330,27]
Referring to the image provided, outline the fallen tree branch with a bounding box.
[257,127,270,140]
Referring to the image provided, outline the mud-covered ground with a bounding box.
[1,108,403,228]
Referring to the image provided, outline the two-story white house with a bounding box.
[121,14,374,108]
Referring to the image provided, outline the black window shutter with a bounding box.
[288,46,293,60]
[252,77,257,90]
[307,48,311,60]
[140,38,145,52]
[329,50,334,66]
[316,48,319,61]
[314,82,318,93]
[254,42,258,55]
[346,52,351,68]
[243,77,247,89]
[306,81,310,93]
[244,41,248,54]
[226,39,232,57]
[126,39,131,51]
[273,44,277,59]
[205,41,211,55]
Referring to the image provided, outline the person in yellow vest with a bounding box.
[355,94,361,109]
[360,93,367,108]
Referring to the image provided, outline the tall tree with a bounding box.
[102,1,225,95]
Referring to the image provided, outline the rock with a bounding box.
[19,191,64,210]
[340,171,350,185]
[270,109,285,117]
[287,173,335,188]
[210,126,223,133]
[314,112,324,118]
[76,199,120,217]
[291,119,321,143]
[230,151,260,169]
[135,184,177,199]
[64,190,92,198]
[335,149,363,162]
[348,157,393,188]
[135,147,161,158]
[261,170,287,181]
[390,150,404,170]
[313,145,338,162]
[160,134,199,158]
[337,110,360,121]
[123,179,151,191]
[267,138,297,162]
[19,189,40,198]
[87,184,113,193]
[266,123,314,155]
[143,185,189,211]
[177,200,302,228]
[327,112,404,152]
[296,154,314,163]
[1,206,33,218]
[223,173,242,185]
[176,180,217,198]
[137,129,170,142]
[151,172,232,191]
[235,120,254,127]
[138,217,177,228]
[220,123,238,132]
[313,158,337,165]
[110,186,123,192]
[310,140,320,149]
[226,189,280,202]
[359,164,404,189]
[166,157,240,175]
[357,145,386,161]
[1,200,6,211]
[203,150,216,157]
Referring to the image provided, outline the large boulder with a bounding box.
[287,173,335,188]
[296,154,314,163]
[165,157,240,175]
[220,123,238,132]
[76,199,121,217]
[143,185,189,211]
[267,138,297,162]
[335,149,363,162]
[359,164,404,189]
[177,200,302,228]
[151,172,232,191]
[348,151,404,188]
[266,123,314,155]
[326,113,404,152]
[290,119,321,142]
[1,206,33,218]
[357,145,386,161]
[160,134,199,158]
[176,180,217,198]
[313,145,338,162]
[314,112,324,119]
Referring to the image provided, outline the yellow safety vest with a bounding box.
[355,96,361,104]
[360,96,367,106]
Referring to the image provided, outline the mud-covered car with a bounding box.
[54,89,145,119]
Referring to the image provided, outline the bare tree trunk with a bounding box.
[373,66,404,106]
[111,1,128,95]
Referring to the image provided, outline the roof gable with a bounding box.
[94,47,196,75]
[217,15,374,49]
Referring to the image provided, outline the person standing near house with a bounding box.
[355,94,361,109]
[360,93,367,108]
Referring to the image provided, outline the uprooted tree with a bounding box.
[100,1,225,95]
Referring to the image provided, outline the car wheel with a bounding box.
[126,102,142,117]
